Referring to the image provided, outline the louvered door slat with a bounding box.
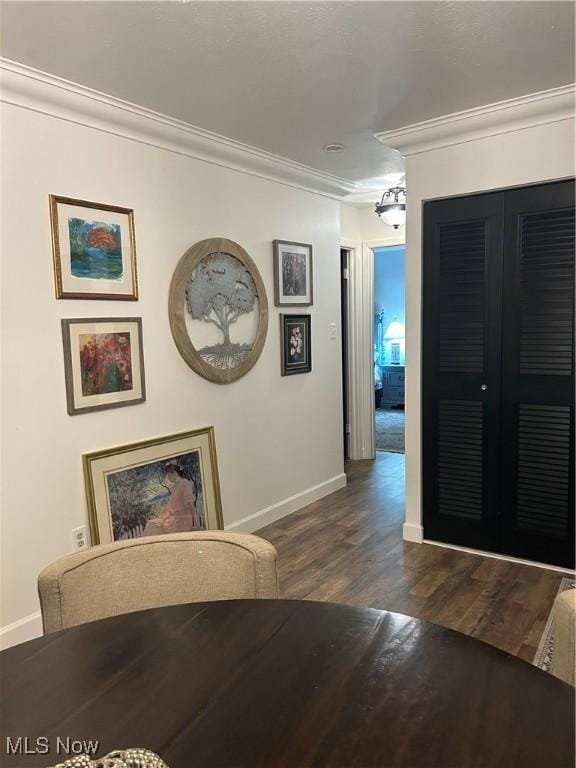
[438,400,484,520]
[437,220,486,374]
[516,405,571,538]
[519,205,574,377]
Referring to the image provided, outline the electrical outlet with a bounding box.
[71,525,88,552]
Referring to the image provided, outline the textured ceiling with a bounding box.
[1,1,574,184]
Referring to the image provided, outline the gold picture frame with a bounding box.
[50,195,138,300]
[83,428,224,545]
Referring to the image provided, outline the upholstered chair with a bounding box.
[551,588,576,687]
[38,531,279,634]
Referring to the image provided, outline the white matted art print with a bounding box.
[273,240,313,306]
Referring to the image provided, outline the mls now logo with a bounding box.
[5,737,99,756]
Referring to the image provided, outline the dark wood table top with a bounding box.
[1,599,574,768]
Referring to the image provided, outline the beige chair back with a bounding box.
[551,588,575,687]
[38,531,279,634]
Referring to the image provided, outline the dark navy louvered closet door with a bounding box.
[423,180,575,568]
[422,193,504,552]
[500,181,575,567]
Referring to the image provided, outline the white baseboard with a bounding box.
[226,473,348,533]
[0,610,42,651]
[402,524,574,573]
[403,522,424,543]
[424,539,575,575]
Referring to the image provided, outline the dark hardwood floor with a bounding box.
[257,452,572,663]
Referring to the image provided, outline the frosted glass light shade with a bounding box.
[384,320,405,340]
[380,205,406,229]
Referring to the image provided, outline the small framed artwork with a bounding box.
[273,239,313,306]
[83,427,223,544]
[50,195,138,299]
[61,317,146,415]
[280,314,312,376]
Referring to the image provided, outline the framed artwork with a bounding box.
[273,240,313,306]
[50,195,138,299]
[169,237,268,384]
[61,317,145,415]
[280,314,312,375]
[83,427,223,545]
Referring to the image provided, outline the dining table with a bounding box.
[1,599,574,767]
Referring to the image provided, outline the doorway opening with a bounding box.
[373,245,405,453]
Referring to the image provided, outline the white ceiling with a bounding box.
[1,1,574,186]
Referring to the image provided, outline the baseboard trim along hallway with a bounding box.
[403,523,424,543]
[226,473,347,533]
[0,611,43,651]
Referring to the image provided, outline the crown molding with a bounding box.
[375,85,576,157]
[0,58,357,199]
[342,190,384,207]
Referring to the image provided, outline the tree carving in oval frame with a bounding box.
[169,238,269,384]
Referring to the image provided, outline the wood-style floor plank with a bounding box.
[257,452,572,663]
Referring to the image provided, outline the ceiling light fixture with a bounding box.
[375,186,406,229]
[323,143,345,153]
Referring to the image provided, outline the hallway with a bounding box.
[258,452,570,662]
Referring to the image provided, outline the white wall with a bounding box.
[357,206,406,245]
[340,203,362,243]
[404,119,576,541]
[0,101,346,644]
[341,203,406,246]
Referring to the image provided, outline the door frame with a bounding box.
[341,233,405,461]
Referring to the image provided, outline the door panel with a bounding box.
[437,219,486,373]
[437,399,484,521]
[500,180,575,567]
[422,193,504,550]
[516,404,571,538]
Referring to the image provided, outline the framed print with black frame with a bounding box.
[280,314,311,375]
